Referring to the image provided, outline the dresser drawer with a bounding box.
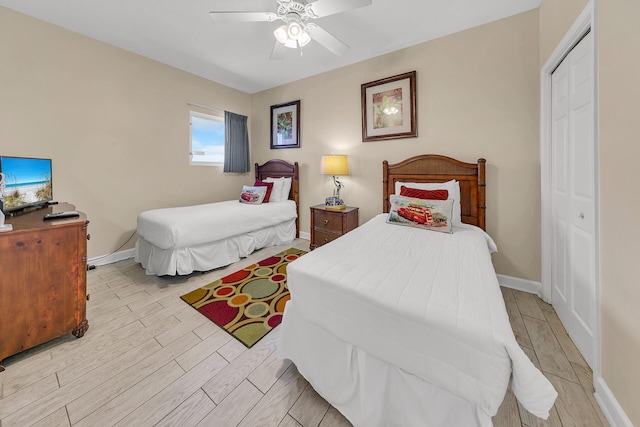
[313,210,344,232]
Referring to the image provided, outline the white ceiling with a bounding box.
[0,0,540,94]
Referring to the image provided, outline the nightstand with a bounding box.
[310,205,359,250]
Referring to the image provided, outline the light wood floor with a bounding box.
[0,239,609,427]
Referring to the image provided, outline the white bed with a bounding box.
[278,155,557,427]
[135,159,299,276]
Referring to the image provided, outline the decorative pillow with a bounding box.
[400,185,448,200]
[386,194,454,233]
[262,177,285,202]
[253,180,274,202]
[395,180,461,224]
[239,185,267,204]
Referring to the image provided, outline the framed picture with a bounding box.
[361,71,417,142]
[270,100,300,149]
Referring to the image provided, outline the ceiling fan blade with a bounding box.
[209,11,278,23]
[270,41,286,60]
[307,0,372,18]
[307,24,349,56]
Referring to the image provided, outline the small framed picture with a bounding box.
[270,100,300,149]
[361,71,417,142]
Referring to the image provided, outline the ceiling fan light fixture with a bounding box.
[274,25,289,44]
[287,13,304,40]
[288,23,301,39]
[274,12,310,50]
[298,30,311,47]
[284,38,298,49]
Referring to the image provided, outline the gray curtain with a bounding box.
[223,111,250,173]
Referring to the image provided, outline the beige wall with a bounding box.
[0,7,252,258]
[538,0,589,64]
[539,0,640,423]
[0,7,543,280]
[252,10,541,281]
[598,0,640,424]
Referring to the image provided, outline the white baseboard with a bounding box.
[88,248,135,267]
[496,274,542,296]
[299,231,310,241]
[595,376,634,427]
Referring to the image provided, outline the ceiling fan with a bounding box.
[210,0,372,59]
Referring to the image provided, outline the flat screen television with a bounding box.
[0,156,53,214]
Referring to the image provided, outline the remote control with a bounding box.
[43,211,80,220]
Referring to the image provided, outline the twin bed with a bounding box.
[278,155,557,427]
[135,159,299,276]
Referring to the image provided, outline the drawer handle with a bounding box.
[323,219,329,225]
[87,234,91,240]
[323,238,328,243]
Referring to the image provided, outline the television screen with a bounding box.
[0,156,53,213]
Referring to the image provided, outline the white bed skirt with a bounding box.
[135,219,296,276]
[278,301,491,427]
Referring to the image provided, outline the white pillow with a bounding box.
[394,180,461,223]
[281,177,292,201]
[262,177,284,202]
[263,177,292,202]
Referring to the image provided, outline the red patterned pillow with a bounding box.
[400,186,449,200]
[254,180,274,202]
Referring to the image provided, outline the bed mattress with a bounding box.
[281,214,556,422]
[136,200,297,249]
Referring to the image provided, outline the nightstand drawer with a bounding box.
[312,229,342,247]
[313,210,344,232]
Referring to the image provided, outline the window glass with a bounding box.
[190,111,224,165]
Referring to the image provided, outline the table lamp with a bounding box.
[321,154,349,210]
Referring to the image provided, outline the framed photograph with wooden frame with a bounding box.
[270,100,300,149]
[361,71,417,142]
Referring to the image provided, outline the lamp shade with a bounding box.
[321,155,349,175]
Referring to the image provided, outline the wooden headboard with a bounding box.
[383,155,486,230]
[255,159,300,237]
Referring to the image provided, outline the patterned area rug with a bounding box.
[180,248,306,348]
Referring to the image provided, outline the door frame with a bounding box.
[540,0,600,376]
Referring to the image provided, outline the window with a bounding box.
[190,111,224,165]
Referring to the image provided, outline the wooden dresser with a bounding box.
[0,203,89,370]
[310,204,358,250]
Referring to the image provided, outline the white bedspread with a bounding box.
[136,200,297,249]
[283,214,556,421]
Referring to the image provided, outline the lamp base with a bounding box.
[325,204,346,211]
[325,196,346,210]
